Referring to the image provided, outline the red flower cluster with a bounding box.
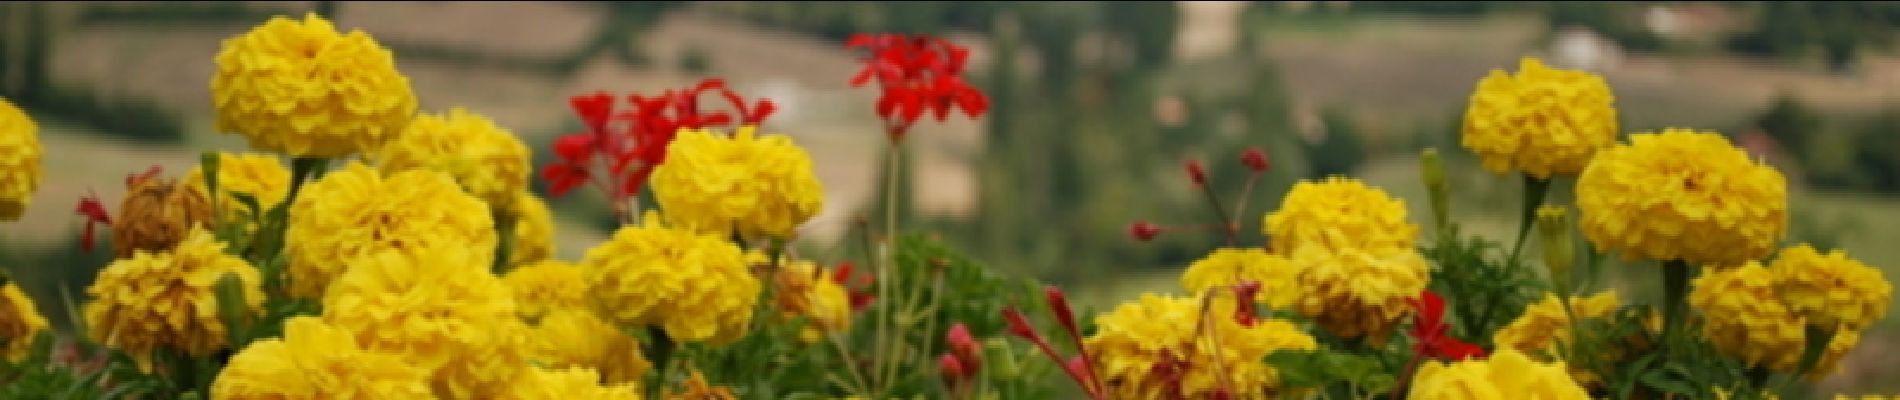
[939,323,983,394]
[1407,291,1486,361]
[541,79,777,200]
[829,261,877,312]
[846,33,989,139]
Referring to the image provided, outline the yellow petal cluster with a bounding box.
[1262,176,1418,253]
[211,13,417,158]
[1492,290,1642,387]
[499,367,641,400]
[377,108,531,209]
[1406,349,1591,400]
[1288,244,1430,341]
[761,253,852,343]
[286,162,497,298]
[1689,262,1859,377]
[1461,56,1619,178]
[1770,245,1891,331]
[502,259,587,322]
[211,317,436,400]
[581,211,759,344]
[1575,129,1787,265]
[649,126,825,240]
[1179,248,1303,310]
[320,246,531,399]
[183,152,291,234]
[84,228,265,371]
[0,282,49,361]
[1085,293,1317,400]
[504,190,557,270]
[0,97,41,221]
[527,308,651,386]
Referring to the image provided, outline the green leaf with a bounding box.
[230,191,264,225]
[1641,370,1698,396]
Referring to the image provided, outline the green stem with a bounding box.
[1659,260,1691,354]
[874,138,903,396]
[646,327,675,399]
[492,209,516,274]
[1197,180,1237,246]
[1509,176,1552,261]
[254,157,327,295]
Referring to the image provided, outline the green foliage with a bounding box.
[1267,347,1401,396]
[1726,1,1900,72]
[1305,108,1368,178]
[1422,224,1547,345]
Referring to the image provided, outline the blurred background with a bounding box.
[1,1,1897,396]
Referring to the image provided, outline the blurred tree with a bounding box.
[1307,108,1368,178]
[558,1,689,72]
[1102,1,1179,72]
[1755,93,1822,161]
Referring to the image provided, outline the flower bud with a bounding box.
[1128,221,1163,242]
[1185,159,1207,186]
[1536,205,1575,291]
[1241,147,1270,172]
[1421,148,1450,230]
[939,353,968,388]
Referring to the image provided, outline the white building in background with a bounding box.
[1174,1,1249,62]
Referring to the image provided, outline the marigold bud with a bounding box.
[113,177,213,259]
[1536,205,1575,291]
[1241,148,1270,172]
[1421,148,1450,230]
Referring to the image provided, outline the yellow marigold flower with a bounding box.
[1575,129,1787,265]
[211,317,436,400]
[113,177,214,260]
[320,245,532,399]
[1492,290,1638,387]
[1262,176,1418,253]
[665,370,737,400]
[499,367,641,400]
[84,228,264,372]
[1407,349,1591,400]
[758,253,851,343]
[183,152,291,233]
[377,108,531,208]
[502,259,586,322]
[527,308,651,387]
[0,282,50,362]
[0,97,42,221]
[1461,56,1619,178]
[503,190,557,270]
[581,211,759,345]
[1288,244,1430,341]
[1085,293,1317,400]
[286,161,496,298]
[1691,262,1860,376]
[1179,247,1303,310]
[1770,244,1892,331]
[211,12,417,158]
[649,126,825,240]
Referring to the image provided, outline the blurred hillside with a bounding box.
[2,1,1899,395]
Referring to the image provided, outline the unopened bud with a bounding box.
[1421,148,1450,231]
[1129,221,1163,242]
[1536,205,1574,291]
[939,353,968,388]
[1186,159,1207,186]
[1241,148,1270,172]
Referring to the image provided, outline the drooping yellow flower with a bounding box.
[320,245,532,399]
[1407,349,1591,400]
[211,317,437,400]
[211,12,417,158]
[581,211,759,345]
[649,126,825,240]
[499,367,641,400]
[1770,245,1892,331]
[84,228,265,372]
[758,253,852,343]
[502,259,587,322]
[286,161,497,299]
[1491,290,1639,387]
[182,152,291,233]
[1085,293,1318,400]
[0,97,42,221]
[503,190,557,270]
[0,282,50,362]
[527,308,651,386]
[1461,56,1619,179]
[113,176,215,260]
[1575,129,1787,265]
[1288,243,1431,341]
[377,108,531,209]
[1179,247,1303,310]
[1262,176,1418,253]
[1690,262,1859,377]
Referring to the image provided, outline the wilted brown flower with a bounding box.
[113,177,214,259]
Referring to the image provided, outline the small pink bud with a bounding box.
[1186,159,1208,186]
[1045,286,1080,337]
[939,353,968,388]
[1129,221,1163,242]
[946,323,982,373]
[1002,308,1040,342]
